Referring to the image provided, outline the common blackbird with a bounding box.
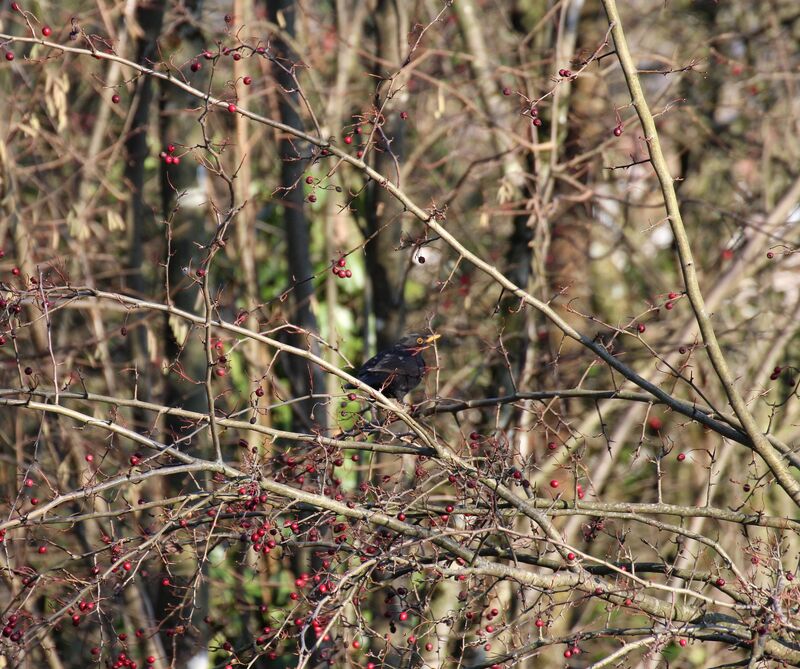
[348,333,441,400]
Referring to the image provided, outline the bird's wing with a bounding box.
[361,350,423,377]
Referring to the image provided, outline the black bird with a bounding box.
[348,333,441,400]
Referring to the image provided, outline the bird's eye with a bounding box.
[416,337,424,344]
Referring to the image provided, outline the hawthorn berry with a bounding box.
[613,124,623,136]
[227,103,237,113]
[190,60,201,72]
[111,94,121,104]
[677,452,686,462]
[243,76,252,85]
[344,135,353,145]
[305,176,314,184]
[42,26,52,37]
[5,52,14,62]
[549,480,559,489]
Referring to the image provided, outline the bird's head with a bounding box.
[397,332,441,350]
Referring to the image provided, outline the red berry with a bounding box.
[549,480,559,489]
[232,53,241,61]
[547,441,558,450]
[647,416,663,431]
[399,611,408,621]
[677,452,686,461]
[668,292,678,299]
[337,258,347,267]
[613,125,623,136]
[344,269,352,278]
[636,323,646,334]
[243,76,252,85]
[227,103,237,113]
[123,561,132,571]
[10,2,20,11]
[344,135,353,145]
[502,87,511,95]
[5,52,14,62]
[400,111,409,120]
[42,26,52,37]
[767,251,774,259]
[38,545,47,554]
[11,267,20,276]
[111,94,121,104]
[679,638,687,647]
[161,577,170,586]
[190,60,201,72]
[567,552,575,561]
[715,577,725,587]
[532,117,542,127]
[665,301,674,310]
[308,194,317,203]
[85,454,94,462]
[305,176,314,184]
[535,618,544,628]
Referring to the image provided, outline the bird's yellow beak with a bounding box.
[425,334,441,343]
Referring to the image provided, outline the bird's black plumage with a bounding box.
[348,333,440,400]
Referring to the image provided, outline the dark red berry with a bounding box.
[613,125,623,137]
[532,118,542,127]
[232,53,241,61]
[636,323,646,333]
[42,26,52,37]
[243,76,252,85]
[5,52,14,62]
[344,269,352,278]
[400,111,409,120]
[308,194,317,203]
[502,87,511,96]
[190,60,201,72]
[305,176,314,184]
[767,251,774,259]
[111,94,121,104]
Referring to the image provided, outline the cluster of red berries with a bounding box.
[332,257,352,279]
[770,366,783,381]
[558,68,573,78]
[530,106,542,127]
[159,143,180,165]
